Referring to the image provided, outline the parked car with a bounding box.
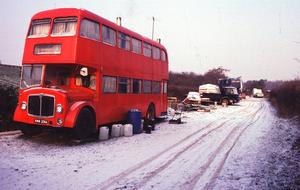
[182,92,201,105]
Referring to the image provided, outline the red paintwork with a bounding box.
[14,8,168,129]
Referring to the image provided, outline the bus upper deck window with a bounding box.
[161,50,167,62]
[102,25,116,46]
[28,19,51,38]
[118,32,130,50]
[132,38,141,54]
[153,46,160,60]
[143,42,152,57]
[52,17,77,36]
[80,19,100,41]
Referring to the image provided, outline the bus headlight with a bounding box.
[56,104,63,113]
[57,118,63,125]
[21,102,27,110]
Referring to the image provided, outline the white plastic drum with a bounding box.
[112,124,120,138]
[99,126,109,141]
[119,124,125,136]
[124,124,133,137]
[141,119,144,130]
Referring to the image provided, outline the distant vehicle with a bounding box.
[218,77,243,94]
[252,88,264,98]
[199,84,220,94]
[182,92,201,105]
[199,84,240,105]
[218,77,246,99]
[13,8,169,139]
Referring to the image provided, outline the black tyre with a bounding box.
[73,108,96,140]
[19,124,42,136]
[221,98,229,106]
[145,104,156,130]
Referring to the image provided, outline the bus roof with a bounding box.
[31,8,167,51]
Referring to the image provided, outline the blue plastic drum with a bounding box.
[127,109,142,134]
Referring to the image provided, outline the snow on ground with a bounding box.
[0,98,299,190]
[214,100,300,190]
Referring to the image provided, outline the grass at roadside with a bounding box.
[269,80,300,118]
[0,85,19,132]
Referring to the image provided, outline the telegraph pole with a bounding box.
[152,17,155,40]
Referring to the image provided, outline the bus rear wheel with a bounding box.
[73,108,96,140]
[146,104,156,131]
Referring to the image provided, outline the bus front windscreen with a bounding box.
[44,65,72,88]
[225,88,238,95]
[21,65,43,89]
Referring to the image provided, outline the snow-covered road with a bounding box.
[0,98,298,190]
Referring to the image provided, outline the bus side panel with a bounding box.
[76,37,101,68]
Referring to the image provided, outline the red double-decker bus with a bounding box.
[13,8,168,139]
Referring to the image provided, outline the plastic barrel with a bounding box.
[112,124,120,138]
[124,124,133,137]
[99,126,109,141]
[119,124,125,136]
[127,109,142,134]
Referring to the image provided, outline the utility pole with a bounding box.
[152,17,155,40]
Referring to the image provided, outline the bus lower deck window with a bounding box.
[103,76,116,93]
[152,81,160,93]
[143,80,151,93]
[163,82,168,94]
[118,77,130,94]
[132,79,142,94]
[75,74,96,90]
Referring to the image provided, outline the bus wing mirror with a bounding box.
[80,67,88,76]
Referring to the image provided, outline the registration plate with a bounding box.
[34,119,48,124]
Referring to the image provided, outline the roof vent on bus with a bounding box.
[116,17,122,26]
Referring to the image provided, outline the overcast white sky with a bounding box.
[0,0,300,80]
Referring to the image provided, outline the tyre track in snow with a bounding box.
[202,101,267,190]
[136,101,265,190]
[182,101,265,190]
[93,120,223,190]
[91,101,259,190]
[0,130,21,137]
[133,103,264,189]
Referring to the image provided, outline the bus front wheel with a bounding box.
[146,104,156,131]
[19,124,42,136]
[73,107,96,140]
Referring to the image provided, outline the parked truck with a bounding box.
[218,77,246,99]
[218,78,243,93]
[199,84,240,105]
